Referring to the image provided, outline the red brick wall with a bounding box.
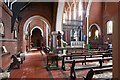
[18,2,58,51]
[27,19,46,47]
[0,2,18,69]
[89,2,103,27]
[89,2,103,39]
[89,2,115,44]
[62,2,103,45]
[112,2,119,78]
[18,18,47,51]
[20,2,57,31]
[102,2,117,43]
[63,2,114,46]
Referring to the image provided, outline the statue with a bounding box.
[57,31,61,47]
[0,19,4,36]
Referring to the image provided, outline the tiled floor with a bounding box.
[10,50,69,79]
[9,49,112,79]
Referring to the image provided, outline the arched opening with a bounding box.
[89,25,99,40]
[31,28,43,50]
[23,15,51,53]
[89,24,101,49]
[31,26,43,36]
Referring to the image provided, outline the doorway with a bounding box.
[31,28,43,49]
[89,25,99,40]
[89,24,101,49]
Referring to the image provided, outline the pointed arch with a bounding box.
[22,15,51,53]
[89,23,101,35]
[30,26,43,36]
[23,15,51,35]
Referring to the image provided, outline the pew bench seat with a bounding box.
[70,59,112,79]
[74,64,112,71]
[75,64,99,71]
[93,67,112,74]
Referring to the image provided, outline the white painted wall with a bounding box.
[46,24,49,47]
[55,2,64,32]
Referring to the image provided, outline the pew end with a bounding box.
[83,68,94,80]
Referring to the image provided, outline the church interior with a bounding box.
[0,0,120,79]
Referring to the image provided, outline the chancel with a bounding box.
[0,0,120,79]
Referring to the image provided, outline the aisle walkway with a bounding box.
[10,49,68,79]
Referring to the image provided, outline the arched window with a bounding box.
[107,20,113,34]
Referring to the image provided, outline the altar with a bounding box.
[56,46,84,54]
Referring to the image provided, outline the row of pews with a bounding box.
[60,50,112,79]
[44,47,112,79]
[62,52,112,70]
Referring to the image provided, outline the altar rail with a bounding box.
[71,41,84,48]
[56,46,84,54]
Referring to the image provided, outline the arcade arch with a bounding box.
[23,15,51,53]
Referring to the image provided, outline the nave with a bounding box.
[8,49,112,79]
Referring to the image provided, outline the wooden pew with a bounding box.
[93,67,112,74]
[70,53,103,60]
[70,62,94,80]
[71,66,112,80]
[69,51,112,79]
[62,54,85,70]
[61,53,112,70]
[71,52,112,64]
[70,59,112,79]
[71,50,112,58]
[56,47,84,54]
